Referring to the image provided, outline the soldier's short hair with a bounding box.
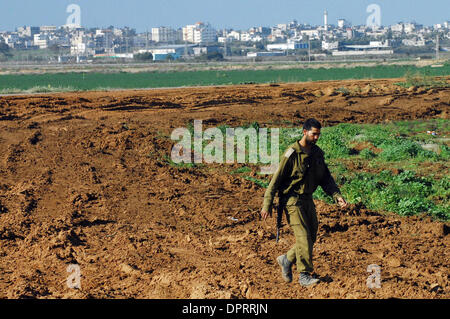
[303,118,322,131]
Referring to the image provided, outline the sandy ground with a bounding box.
[0,78,448,299]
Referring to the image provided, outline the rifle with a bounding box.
[276,202,282,243]
[276,196,286,243]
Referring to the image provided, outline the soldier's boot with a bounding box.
[298,272,320,287]
[276,255,293,283]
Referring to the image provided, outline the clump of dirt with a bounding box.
[0,78,448,299]
[350,141,383,154]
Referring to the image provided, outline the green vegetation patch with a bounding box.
[238,119,449,221]
[1,64,449,93]
[395,70,450,88]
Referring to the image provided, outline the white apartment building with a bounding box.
[391,23,404,33]
[322,40,339,51]
[271,28,285,38]
[300,29,320,40]
[113,29,123,37]
[40,25,57,33]
[250,35,263,42]
[240,32,251,42]
[70,33,88,55]
[346,28,353,39]
[403,23,416,34]
[218,36,233,43]
[277,24,288,31]
[183,24,196,43]
[71,42,87,55]
[227,30,241,41]
[369,40,390,47]
[18,26,40,37]
[183,23,216,44]
[268,40,308,51]
[366,28,388,38]
[33,33,49,49]
[402,38,426,46]
[3,33,19,48]
[194,23,216,43]
[152,26,181,43]
[338,19,349,29]
[50,35,70,47]
[70,30,96,55]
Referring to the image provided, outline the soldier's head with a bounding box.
[302,118,322,145]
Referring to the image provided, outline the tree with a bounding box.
[194,51,224,61]
[253,42,265,50]
[206,51,224,61]
[134,52,153,61]
[0,43,12,60]
[165,54,175,62]
[48,43,61,54]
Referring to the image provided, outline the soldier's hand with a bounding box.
[337,196,348,209]
[260,209,272,221]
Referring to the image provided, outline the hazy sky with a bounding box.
[1,0,449,32]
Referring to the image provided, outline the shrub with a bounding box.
[134,52,153,61]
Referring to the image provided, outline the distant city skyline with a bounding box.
[0,0,449,32]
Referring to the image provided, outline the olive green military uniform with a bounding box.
[262,141,341,274]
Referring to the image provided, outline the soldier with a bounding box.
[260,118,348,287]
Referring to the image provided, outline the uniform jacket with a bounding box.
[262,140,341,212]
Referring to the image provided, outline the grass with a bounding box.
[317,121,449,220]
[337,170,449,220]
[0,63,449,93]
[167,118,449,220]
[243,176,269,188]
[229,119,449,221]
[0,85,77,94]
[395,70,450,88]
[230,166,252,174]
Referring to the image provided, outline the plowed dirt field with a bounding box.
[0,78,448,299]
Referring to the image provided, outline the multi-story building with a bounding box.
[277,24,288,32]
[403,23,416,34]
[391,23,404,33]
[50,34,70,47]
[227,30,241,41]
[240,32,252,42]
[40,26,57,33]
[133,33,151,48]
[402,38,426,46]
[300,29,320,40]
[346,28,354,39]
[18,26,40,38]
[338,19,350,29]
[152,26,181,43]
[33,33,49,49]
[95,29,113,52]
[194,23,216,44]
[322,40,339,51]
[271,27,286,39]
[248,26,271,36]
[183,22,216,44]
[70,31,89,55]
[268,40,308,51]
[182,24,196,43]
[3,33,20,48]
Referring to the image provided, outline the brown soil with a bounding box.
[0,78,449,299]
